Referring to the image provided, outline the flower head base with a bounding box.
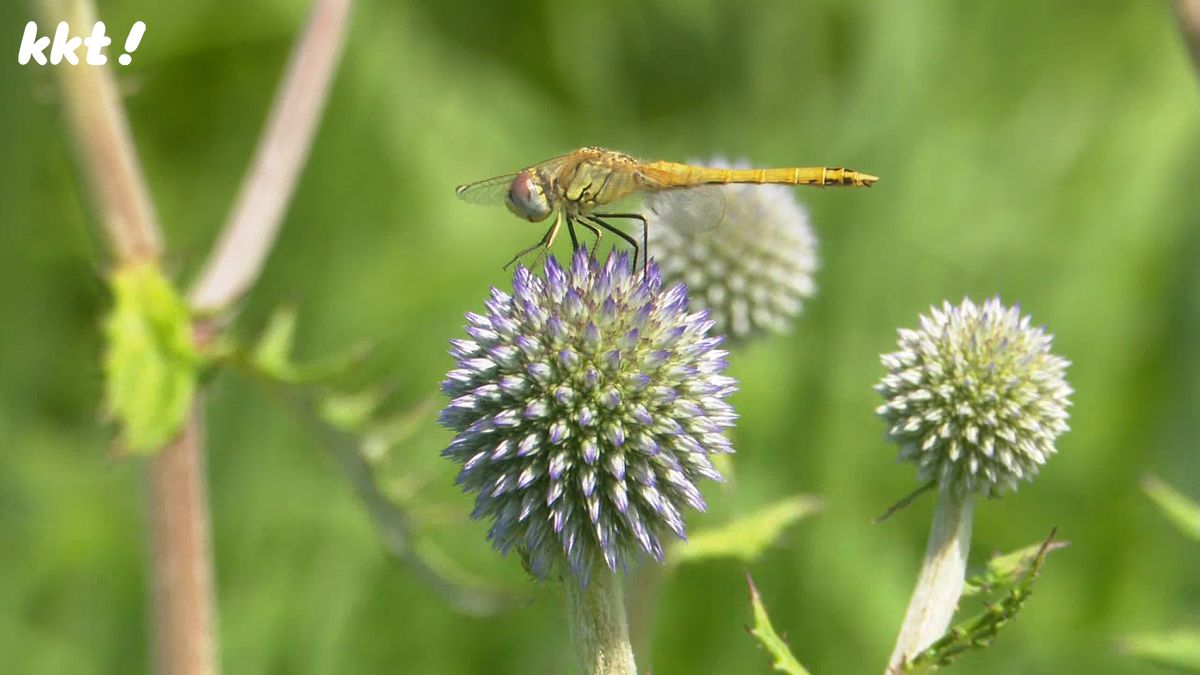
[646,158,819,342]
[875,298,1072,497]
[440,249,736,583]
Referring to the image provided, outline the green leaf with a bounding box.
[670,495,822,566]
[746,575,810,675]
[102,261,199,454]
[1119,628,1200,671]
[963,538,1069,597]
[1142,474,1200,542]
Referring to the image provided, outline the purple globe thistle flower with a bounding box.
[440,249,737,583]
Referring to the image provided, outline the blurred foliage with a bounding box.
[1117,476,1200,672]
[669,495,822,567]
[234,305,527,616]
[2,1,1199,674]
[1141,473,1200,541]
[1118,628,1200,672]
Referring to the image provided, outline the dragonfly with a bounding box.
[455,146,878,275]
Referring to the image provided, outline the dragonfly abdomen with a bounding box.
[650,162,877,188]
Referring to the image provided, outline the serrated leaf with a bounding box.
[249,306,372,385]
[1142,474,1200,542]
[102,261,199,453]
[251,306,299,379]
[358,395,439,463]
[746,575,810,675]
[905,528,1058,672]
[1119,628,1200,671]
[671,495,822,566]
[963,539,1069,597]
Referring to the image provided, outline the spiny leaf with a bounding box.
[746,575,810,675]
[102,261,199,454]
[670,495,823,566]
[1118,628,1200,671]
[963,538,1069,597]
[904,528,1058,673]
[1142,474,1200,542]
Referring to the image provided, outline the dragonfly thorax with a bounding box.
[505,169,554,223]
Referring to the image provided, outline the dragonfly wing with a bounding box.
[455,154,575,207]
[455,173,518,206]
[528,153,573,177]
[644,184,727,233]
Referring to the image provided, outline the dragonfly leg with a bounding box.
[577,219,603,257]
[588,216,640,277]
[564,214,578,249]
[593,213,649,278]
[504,211,562,270]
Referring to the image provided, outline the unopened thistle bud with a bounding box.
[878,297,1072,670]
[646,158,819,342]
[875,297,1072,497]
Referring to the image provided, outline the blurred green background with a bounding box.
[2,0,1198,673]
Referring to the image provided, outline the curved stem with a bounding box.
[887,483,975,673]
[189,0,353,312]
[564,571,638,675]
[1175,0,1200,74]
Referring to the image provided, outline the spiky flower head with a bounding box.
[875,298,1072,498]
[646,157,819,342]
[440,249,736,583]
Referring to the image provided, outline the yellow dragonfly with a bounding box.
[455,146,877,275]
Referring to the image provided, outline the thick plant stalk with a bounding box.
[40,0,216,673]
[45,0,352,671]
[147,397,218,675]
[564,571,638,675]
[887,484,975,673]
[45,0,162,262]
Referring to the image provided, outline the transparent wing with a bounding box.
[644,184,727,233]
[455,154,575,207]
[455,173,518,206]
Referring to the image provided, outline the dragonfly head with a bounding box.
[505,170,553,223]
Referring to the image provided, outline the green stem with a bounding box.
[564,571,638,675]
[887,483,975,673]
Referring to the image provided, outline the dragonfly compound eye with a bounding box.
[505,170,553,223]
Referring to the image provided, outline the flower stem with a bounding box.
[564,571,638,675]
[887,483,975,673]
